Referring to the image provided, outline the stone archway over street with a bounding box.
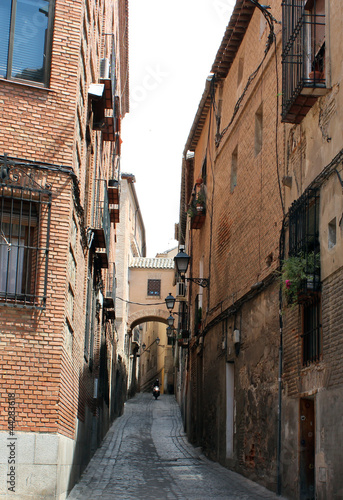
[127,253,177,395]
[128,308,169,332]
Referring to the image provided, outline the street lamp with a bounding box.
[167,314,175,327]
[174,248,209,288]
[165,292,176,311]
[166,326,174,338]
[174,248,191,274]
[141,337,160,353]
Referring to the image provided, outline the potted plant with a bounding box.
[280,252,320,306]
[195,187,206,212]
[307,42,325,82]
[187,203,197,217]
[187,188,206,216]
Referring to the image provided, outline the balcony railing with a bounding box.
[108,178,120,225]
[282,0,326,123]
[92,180,110,268]
[108,179,119,204]
[188,184,206,230]
[104,262,116,319]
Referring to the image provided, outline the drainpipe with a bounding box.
[277,222,286,495]
[277,294,283,496]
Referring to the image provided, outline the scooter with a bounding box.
[152,384,160,400]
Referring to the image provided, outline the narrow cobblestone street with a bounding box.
[67,394,282,500]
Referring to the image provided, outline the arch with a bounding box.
[128,308,169,331]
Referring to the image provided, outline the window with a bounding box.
[230,146,238,193]
[254,105,263,156]
[288,188,321,290]
[0,0,54,86]
[287,189,322,365]
[84,266,95,364]
[289,189,319,253]
[302,296,322,365]
[201,157,207,185]
[147,279,161,297]
[281,0,326,123]
[237,58,244,87]
[328,218,336,249]
[0,182,51,308]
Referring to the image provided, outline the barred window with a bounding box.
[289,189,320,258]
[302,296,322,365]
[0,183,51,308]
[288,189,322,365]
[147,279,160,297]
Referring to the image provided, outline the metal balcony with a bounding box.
[104,262,116,319]
[282,0,326,123]
[92,180,110,268]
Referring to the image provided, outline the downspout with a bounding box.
[277,290,283,496]
[277,219,286,495]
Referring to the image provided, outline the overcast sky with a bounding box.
[121,0,235,257]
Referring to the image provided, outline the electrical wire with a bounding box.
[216,1,280,148]
[273,32,285,216]
[116,296,166,306]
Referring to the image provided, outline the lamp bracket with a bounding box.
[185,277,209,288]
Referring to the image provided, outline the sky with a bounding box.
[121,0,236,257]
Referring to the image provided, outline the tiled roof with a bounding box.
[130,257,175,269]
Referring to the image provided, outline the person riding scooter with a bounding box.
[152,379,160,399]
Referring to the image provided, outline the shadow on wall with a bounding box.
[67,352,128,495]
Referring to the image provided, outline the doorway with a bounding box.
[226,363,234,459]
[299,398,315,500]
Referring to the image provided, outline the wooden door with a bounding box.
[299,398,315,500]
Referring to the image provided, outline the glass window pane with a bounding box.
[0,0,12,78]
[147,279,161,296]
[0,225,24,294]
[12,0,50,83]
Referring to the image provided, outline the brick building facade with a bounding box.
[176,1,343,499]
[114,172,147,398]
[128,251,177,395]
[280,1,343,498]
[0,0,129,498]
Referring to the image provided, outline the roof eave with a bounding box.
[183,0,256,156]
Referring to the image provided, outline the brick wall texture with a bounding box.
[180,1,343,498]
[0,0,129,495]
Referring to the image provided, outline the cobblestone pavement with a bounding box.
[68,393,283,500]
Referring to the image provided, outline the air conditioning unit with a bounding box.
[100,58,110,79]
[176,281,186,300]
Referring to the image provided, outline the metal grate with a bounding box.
[0,184,51,308]
[288,188,320,290]
[281,0,326,122]
[147,279,161,296]
[301,297,321,365]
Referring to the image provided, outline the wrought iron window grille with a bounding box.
[281,0,326,123]
[287,188,322,365]
[301,296,322,366]
[0,162,51,309]
[147,279,161,297]
[288,188,321,291]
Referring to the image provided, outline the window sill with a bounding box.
[0,296,43,309]
[0,78,54,93]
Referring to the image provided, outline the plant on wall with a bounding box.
[280,251,320,306]
[187,187,206,218]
